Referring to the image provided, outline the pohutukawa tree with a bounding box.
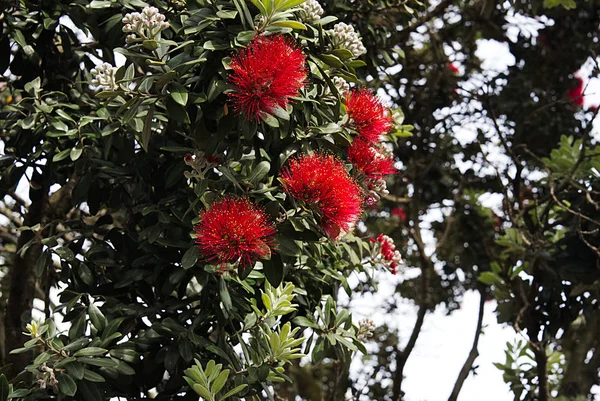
[0,0,401,400]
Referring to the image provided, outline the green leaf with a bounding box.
[88,0,113,8]
[318,54,344,68]
[52,148,71,162]
[141,104,155,152]
[478,272,502,286]
[65,361,84,380]
[82,369,106,383]
[166,98,190,123]
[248,161,270,185]
[70,146,83,161]
[74,347,108,357]
[182,247,200,269]
[88,302,107,331]
[0,374,9,401]
[77,381,102,401]
[247,0,268,14]
[219,277,233,313]
[263,253,283,287]
[543,0,576,9]
[78,357,118,368]
[170,82,188,106]
[218,384,248,401]
[270,20,307,30]
[192,384,213,401]
[292,316,319,329]
[211,369,229,394]
[58,373,77,397]
[260,112,279,127]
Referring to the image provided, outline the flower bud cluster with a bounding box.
[37,364,59,389]
[90,63,118,90]
[370,234,402,274]
[184,151,221,180]
[357,318,376,340]
[324,76,351,98]
[366,178,389,205]
[328,22,367,59]
[299,0,324,22]
[122,6,170,43]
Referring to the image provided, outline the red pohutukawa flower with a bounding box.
[348,137,396,179]
[567,76,585,107]
[227,35,307,121]
[280,153,363,240]
[345,89,393,142]
[194,197,277,269]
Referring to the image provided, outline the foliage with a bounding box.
[0,0,400,400]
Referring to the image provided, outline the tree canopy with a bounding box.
[2,1,600,401]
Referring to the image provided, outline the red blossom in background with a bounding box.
[391,207,406,222]
[280,153,363,240]
[345,89,393,142]
[567,76,585,107]
[348,137,396,179]
[227,35,307,121]
[194,197,277,269]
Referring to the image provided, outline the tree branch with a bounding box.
[448,287,486,401]
[532,343,550,401]
[392,203,432,401]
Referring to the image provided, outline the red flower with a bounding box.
[194,197,277,269]
[345,89,393,142]
[280,153,363,239]
[227,35,307,121]
[348,137,396,179]
[567,77,585,107]
[448,63,460,75]
[371,234,402,274]
[391,207,406,222]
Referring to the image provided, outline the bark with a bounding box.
[4,174,77,377]
[392,301,427,401]
[4,187,47,378]
[533,343,550,401]
[448,288,486,401]
[559,311,600,398]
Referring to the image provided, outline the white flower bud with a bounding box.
[91,62,118,90]
[299,0,324,22]
[122,6,170,42]
[328,22,367,59]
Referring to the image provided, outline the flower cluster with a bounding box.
[348,138,395,179]
[324,76,351,98]
[392,207,406,223]
[357,318,376,340]
[90,63,118,90]
[280,153,363,240]
[567,76,585,107]
[345,89,393,142]
[37,364,59,390]
[299,0,324,22]
[228,35,307,121]
[370,234,402,274]
[328,22,367,59]
[184,151,221,180]
[448,62,460,75]
[344,89,396,204]
[194,197,277,270]
[122,6,170,43]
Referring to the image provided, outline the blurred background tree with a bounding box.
[2,0,600,401]
[273,0,600,400]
